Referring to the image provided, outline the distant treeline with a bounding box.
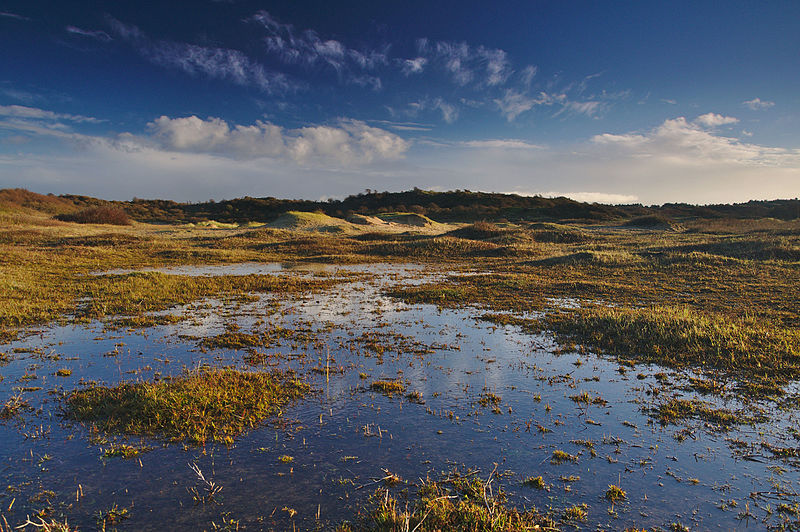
[2,188,799,224]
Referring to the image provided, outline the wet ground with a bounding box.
[1,263,799,530]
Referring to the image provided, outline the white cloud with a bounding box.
[400,57,427,75]
[591,116,796,166]
[520,65,537,88]
[108,19,294,94]
[694,113,738,127]
[0,11,29,21]
[373,120,432,132]
[400,98,459,124]
[424,41,511,88]
[743,97,775,110]
[494,89,564,121]
[145,115,409,165]
[460,139,544,150]
[412,116,800,206]
[65,25,112,42]
[4,114,800,205]
[559,100,602,117]
[250,10,387,87]
[432,99,458,124]
[0,105,103,124]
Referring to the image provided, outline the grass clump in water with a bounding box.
[337,470,555,531]
[551,450,579,464]
[65,367,308,444]
[562,503,588,521]
[547,305,800,391]
[522,476,547,490]
[0,394,30,419]
[103,443,150,459]
[369,380,406,395]
[605,484,627,502]
[653,398,751,427]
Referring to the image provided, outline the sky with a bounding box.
[0,0,798,205]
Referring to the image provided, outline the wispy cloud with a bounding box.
[0,104,103,124]
[460,139,544,150]
[372,120,433,132]
[0,11,29,21]
[402,98,459,124]
[413,38,511,88]
[65,25,112,42]
[558,100,603,117]
[249,11,387,89]
[520,65,537,88]
[742,97,775,111]
[494,89,564,121]
[108,18,295,94]
[400,57,427,75]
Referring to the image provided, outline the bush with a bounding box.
[56,206,131,225]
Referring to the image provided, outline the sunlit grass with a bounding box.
[547,305,800,387]
[65,368,309,444]
[337,470,555,531]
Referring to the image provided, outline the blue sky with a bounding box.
[1,1,798,204]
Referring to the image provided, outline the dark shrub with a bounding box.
[622,215,676,230]
[56,206,131,225]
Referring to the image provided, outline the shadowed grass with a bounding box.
[79,272,337,319]
[65,368,309,444]
[369,380,406,395]
[56,206,131,225]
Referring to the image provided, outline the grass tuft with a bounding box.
[65,367,308,444]
[605,484,627,502]
[369,380,406,395]
[337,470,555,531]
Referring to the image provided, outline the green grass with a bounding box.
[522,476,547,490]
[103,443,150,459]
[546,305,800,390]
[551,450,579,464]
[65,367,309,444]
[369,380,406,395]
[652,398,753,426]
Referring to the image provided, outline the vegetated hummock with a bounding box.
[65,368,309,444]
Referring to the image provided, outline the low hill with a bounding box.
[1,188,798,226]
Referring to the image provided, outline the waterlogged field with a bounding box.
[0,261,799,531]
[1,210,800,531]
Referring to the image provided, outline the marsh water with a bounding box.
[1,263,799,530]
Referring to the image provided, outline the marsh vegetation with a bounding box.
[1,188,799,530]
